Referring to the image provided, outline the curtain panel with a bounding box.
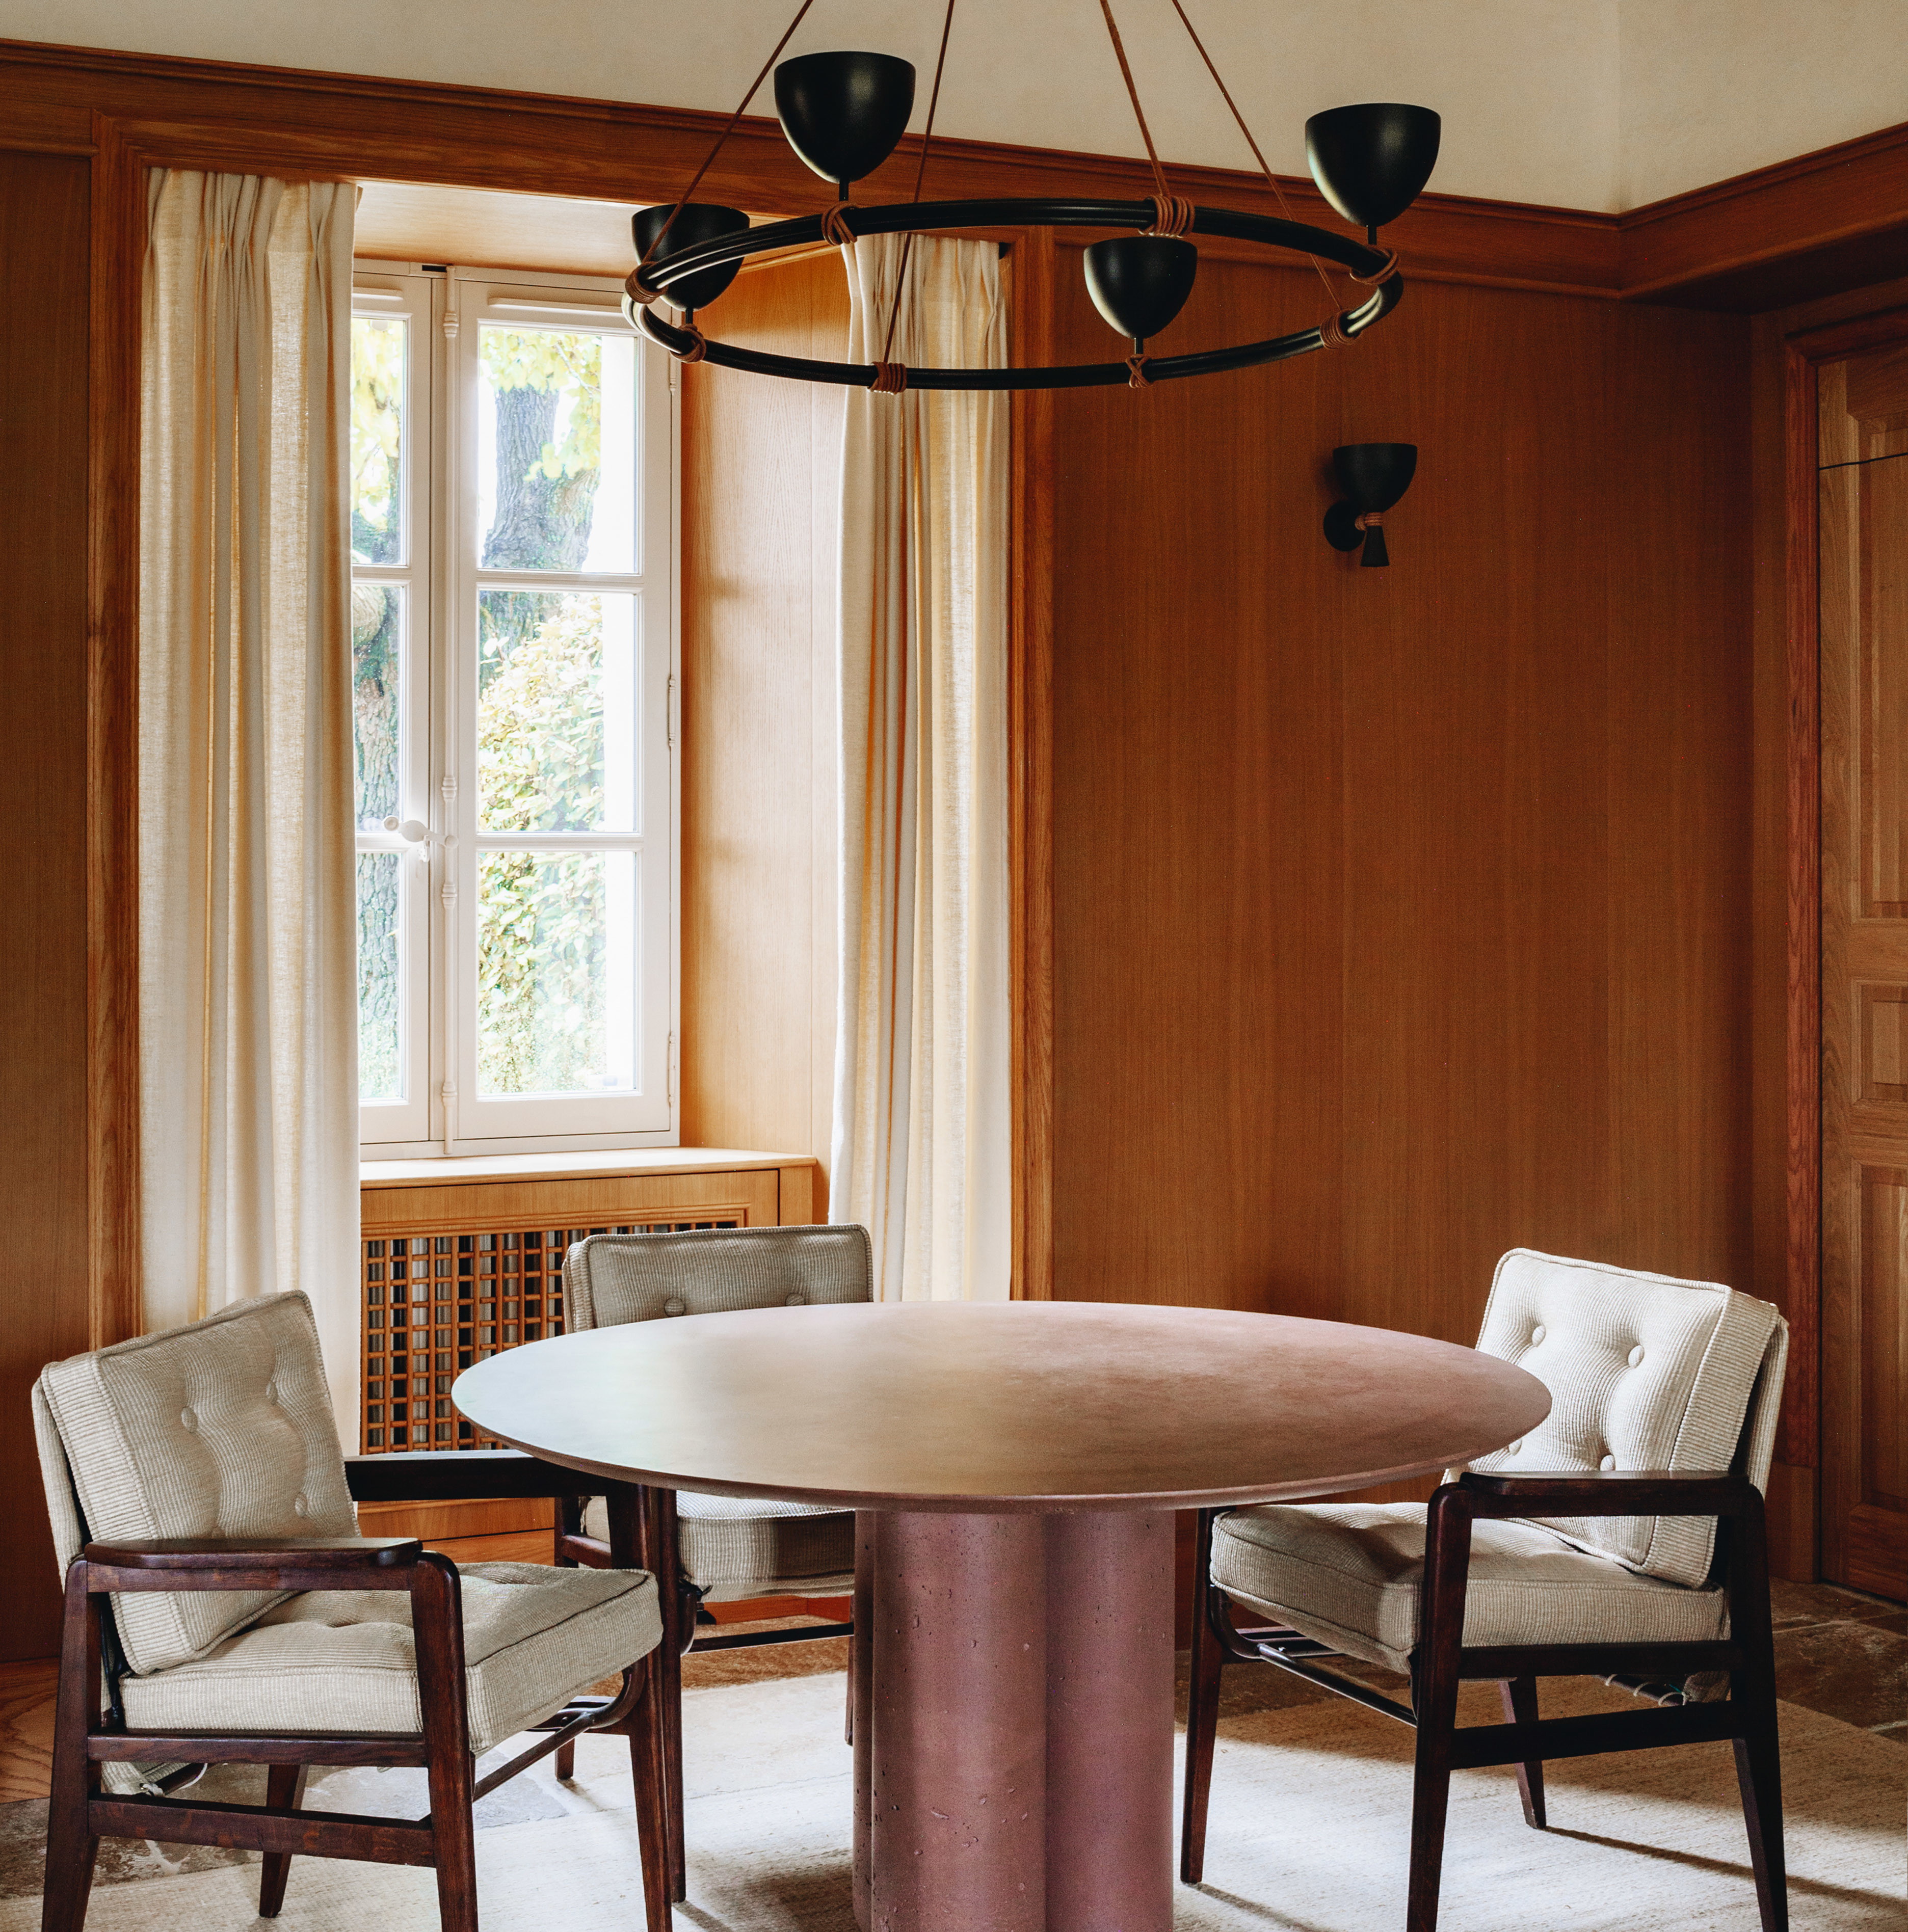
[832,234,1012,1302]
[139,170,360,1435]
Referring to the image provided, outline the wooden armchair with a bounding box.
[35,1293,672,1932]
[551,1223,871,1901]
[1181,1249,1791,1932]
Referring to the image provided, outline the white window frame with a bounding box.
[353,263,680,1156]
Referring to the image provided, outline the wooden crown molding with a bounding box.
[1622,117,1908,312]
[0,36,1616,298]
[5,35,1908,311]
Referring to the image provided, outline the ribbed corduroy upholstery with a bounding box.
[1211,1252,1788,1683]
[35,1293,356,1673]
[565,1224,873,1329]
[1212,1505,1729,1675]
[34,1294,666,1788]
[119,1562,660,1754]
[1463,1250,1787,1585]
[580,1491,856,1602]
[564,1225,870,1600]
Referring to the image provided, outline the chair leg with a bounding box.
[629,1663,674,1932]
[661,1625,687,1900]
[42,1574,100,1932]
[257,1764,310,1917]
[1404,1489,1472,1932]
[1497,1677,1546,1829]
[1179,1513,1226,1885]
[414,1557,480,1932]
[1734,1718,1788,1932]
[553,1739,576,1782]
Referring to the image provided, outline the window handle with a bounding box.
[383,817,456,849]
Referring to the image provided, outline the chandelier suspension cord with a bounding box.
[635,0,820,279]
[1095,0,1192,236]
[876,0,960,374]
[1160,0,1344,314]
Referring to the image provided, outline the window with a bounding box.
[352,267,678,1152]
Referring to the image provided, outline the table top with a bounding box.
[452,1301,1551,1512]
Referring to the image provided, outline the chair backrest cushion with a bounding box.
[566,1224,873,1331]
[34,1291,356,1674]
[1466,1249,1787,1587]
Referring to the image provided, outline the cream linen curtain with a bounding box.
[832,234,1011,1302]
[140,170,361,1437]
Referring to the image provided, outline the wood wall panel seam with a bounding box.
[1782,337,1822,1472]
[1009,228,1056,1302]
[87,111,142,1353]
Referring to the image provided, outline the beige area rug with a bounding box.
[4,1673,1900,1931]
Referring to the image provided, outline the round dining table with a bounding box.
[453,1298,1550,1932]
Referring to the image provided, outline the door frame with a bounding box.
[1783,302,1908,1577]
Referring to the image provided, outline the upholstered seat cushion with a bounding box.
[119,1562,661,1755]
[582,1491,855,1602]
[1212,1502,1728,1677]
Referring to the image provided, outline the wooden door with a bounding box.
[1820,337,1908,1598]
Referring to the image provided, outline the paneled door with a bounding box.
[1820,338,1908,1599]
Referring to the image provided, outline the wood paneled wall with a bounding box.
[678,255,847,1204]
[0,151,92,1660]
[1046,253,1756,1353]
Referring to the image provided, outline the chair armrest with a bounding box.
[346,1448,594,1502]
[1455,1470,1759,1518]
[80,1536,427,1593]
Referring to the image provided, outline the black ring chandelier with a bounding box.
[623,0,1442,394]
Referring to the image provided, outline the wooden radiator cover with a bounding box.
[357,1153,816,1455]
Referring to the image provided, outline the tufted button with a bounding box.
[293,1494,309,1516]
[1627,1345,1645,1368]
[1599,1454,1616,1471]
[785,1292,807,1306]
[1530,1324,1546,1345]
[664,1298,686,1317]
[179,1408,197,1432]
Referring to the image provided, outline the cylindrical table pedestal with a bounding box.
[852,1509,1176,1932]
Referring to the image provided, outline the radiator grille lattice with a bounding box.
[359,1217,743,1452]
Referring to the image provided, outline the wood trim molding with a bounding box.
[0,38,1615,299]
[1777,301,1908,1473]
[1624,119,1908,309]
[9,39,1908,317]
[1780,333,1822,1471]
[86,110,142,1348]
[1008,229,1055,1302]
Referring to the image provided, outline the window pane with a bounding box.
[354,583,405,830]
[478,589,637,833]
[351,315,405,565]
[477,850,638,1096]
[357,851,404,1101]
[477,324,635,574]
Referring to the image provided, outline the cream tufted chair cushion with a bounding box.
[1461,1250,1787,1586]
[1210,1253,1788,1688]
[565,1225,870,1600]
[34,1292,356,1674]
[565,1223,872,1329]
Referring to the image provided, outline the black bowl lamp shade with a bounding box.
[1083,236,1198,347]
[1323,442,1417,568]
[1305,104,1441,238]
[775,51,917,194]
[630,203,751,312]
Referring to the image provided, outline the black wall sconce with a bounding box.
[1324,443,1417,567]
